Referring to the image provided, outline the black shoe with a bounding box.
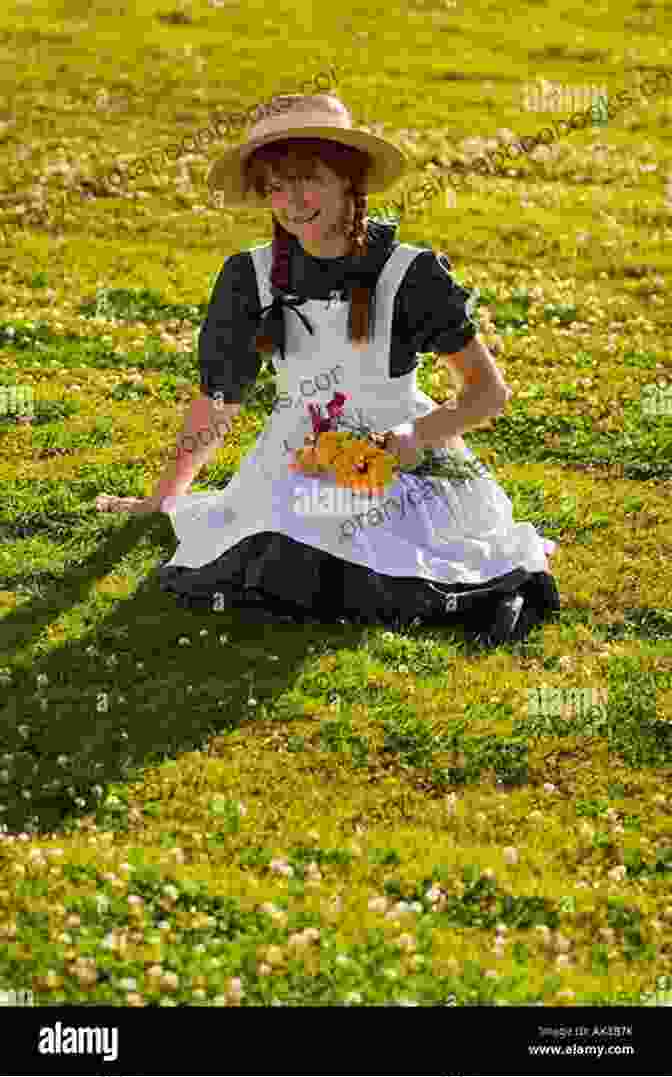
[482,592,526,647]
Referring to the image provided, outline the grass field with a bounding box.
[1,0,672,1011]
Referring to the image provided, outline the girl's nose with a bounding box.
[288,184,309,208]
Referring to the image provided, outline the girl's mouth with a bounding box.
[291,210,321,225]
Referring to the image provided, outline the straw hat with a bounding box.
[207,94,408,207]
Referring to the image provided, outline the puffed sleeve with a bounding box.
[394,249,480,356]
[198,252,264,404]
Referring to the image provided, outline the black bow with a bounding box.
[253,293,316,364]
[253,221,396,362]
[254,268,383,364]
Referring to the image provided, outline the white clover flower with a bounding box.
[57,755,69,767]
[396,901,414,914]
[503,846,519,865]
[608,864,627,882]
[17,725,30,738]
[543,782,557,793]
[269,859,294,878]
[178,637,191,646]
[36,674,49,688]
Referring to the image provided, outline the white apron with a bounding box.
[162,241,556,583]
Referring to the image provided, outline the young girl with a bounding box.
[97,93,560,645]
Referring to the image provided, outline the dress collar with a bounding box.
[254,219,397,362]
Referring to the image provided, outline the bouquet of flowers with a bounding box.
[288,392,487,496]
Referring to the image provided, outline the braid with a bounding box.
[254,217,292,354]
[347,184,371,350]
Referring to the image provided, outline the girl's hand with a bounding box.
[378,428,424,471]
[95,494,166,515]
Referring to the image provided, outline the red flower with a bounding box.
[308,392,350,434]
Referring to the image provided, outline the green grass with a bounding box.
[1,0,672,1010]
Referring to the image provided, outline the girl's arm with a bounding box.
[96,394,241,514]
[152,393,241,501]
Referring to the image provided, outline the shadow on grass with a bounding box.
[0,510,493,836]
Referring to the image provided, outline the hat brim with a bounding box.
[207,126,408,207]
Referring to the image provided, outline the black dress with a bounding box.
[157,219,560,645]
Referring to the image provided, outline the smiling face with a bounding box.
[264,158,357,258]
